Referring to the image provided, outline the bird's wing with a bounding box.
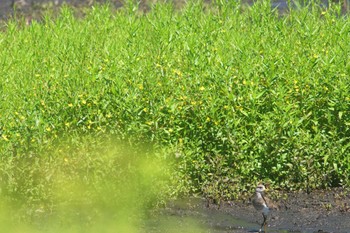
[262,195,277,210]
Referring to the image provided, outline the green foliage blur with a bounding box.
[0,136,173,230]
[0,1,350,228]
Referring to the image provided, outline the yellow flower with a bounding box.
[68,103,73,107]
[199,86,205,91]
[235,105,243,111]
[2,135,9,141]
[173,69,183,77]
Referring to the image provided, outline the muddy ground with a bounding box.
[147,188,350,233]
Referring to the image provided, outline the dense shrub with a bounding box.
[0,1,349,206]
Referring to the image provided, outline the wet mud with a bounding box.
[147,188,350,233]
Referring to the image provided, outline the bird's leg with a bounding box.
[258,213,266,232]
[261,214,267,233]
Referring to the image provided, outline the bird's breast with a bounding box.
[262,205,270,215]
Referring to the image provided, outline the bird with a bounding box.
[252,184,277,232]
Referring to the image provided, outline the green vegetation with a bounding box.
[0,0,350,230]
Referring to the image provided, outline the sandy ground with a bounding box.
[146,188,350,233]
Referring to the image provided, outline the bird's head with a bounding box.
[255,184,266,193]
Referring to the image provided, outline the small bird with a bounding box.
[252,184,277,232]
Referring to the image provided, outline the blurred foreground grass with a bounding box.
[0,138,200,232]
